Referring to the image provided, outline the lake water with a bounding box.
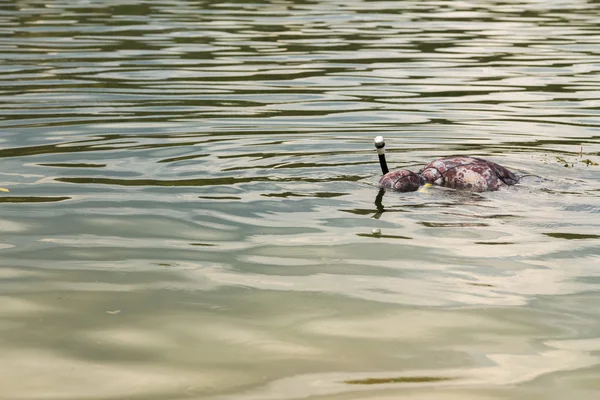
[1,0,599,399]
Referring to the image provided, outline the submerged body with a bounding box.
[378,156,520,192]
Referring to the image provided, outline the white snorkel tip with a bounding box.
[374,136,385,155]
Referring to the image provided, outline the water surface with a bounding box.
[1,0,600,399]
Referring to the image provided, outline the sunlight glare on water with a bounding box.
[0,0,599,399]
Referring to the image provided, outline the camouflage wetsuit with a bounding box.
[378,156,519,192]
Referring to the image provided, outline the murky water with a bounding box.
[1,0,600,399]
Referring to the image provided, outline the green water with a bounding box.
[1,1,599,399]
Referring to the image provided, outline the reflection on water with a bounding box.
[1,0,599,399]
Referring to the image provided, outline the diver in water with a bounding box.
[374,136,520,192]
